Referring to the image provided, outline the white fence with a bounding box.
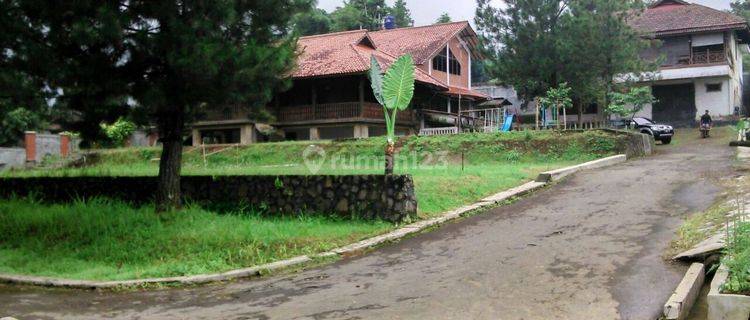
[419,127,459,136]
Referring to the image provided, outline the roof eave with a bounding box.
[640,23,750,39]
[416,22,482,65]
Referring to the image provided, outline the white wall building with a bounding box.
[625,0,750,125]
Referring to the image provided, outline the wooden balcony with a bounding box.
[676,49,726,66]
[276,102,415,125]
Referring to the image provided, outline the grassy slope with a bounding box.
[3,130,621,216]
[0,198,390,280]
[0,130,622,280]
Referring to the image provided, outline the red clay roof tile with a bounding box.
[628,1,748,37]
[368,21,471,65]
[294,30,371,78]
[292,22,478,92]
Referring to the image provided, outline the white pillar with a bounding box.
[309,127,320,140]
[240,124,256,145]
[468,53,472,89]
[446,45,450,86]
[192,129,201,146]
[353,124,369,139]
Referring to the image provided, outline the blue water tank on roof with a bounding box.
[384,15,396,29]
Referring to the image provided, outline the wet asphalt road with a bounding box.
[0,136,737,320]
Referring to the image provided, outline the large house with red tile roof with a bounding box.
[625,0,750,125]
[190,21,489,145]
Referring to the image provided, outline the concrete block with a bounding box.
[674,233,726,261]
[737,147,750,160]
[664,263,705,320]
[535,154,627,182]
[708,265,750,320]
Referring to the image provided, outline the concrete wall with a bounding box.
[0,175,419,223]
[629,78,735,121]
[695,77,731,116]
[35,134,61,162]
[0,148,25,170]
[130,131,151,147]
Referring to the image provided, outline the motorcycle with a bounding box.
[700,123,711,138]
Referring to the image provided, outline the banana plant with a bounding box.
[734,118,749,141]
[369,55,415,175]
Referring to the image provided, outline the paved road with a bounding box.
[0,136,737,320]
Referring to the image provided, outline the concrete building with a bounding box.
[626,0,750,125]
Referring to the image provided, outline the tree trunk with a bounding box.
[155,112,185,212]
[384,140,395,175]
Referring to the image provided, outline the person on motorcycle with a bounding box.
[700,110,713,138]
[701,110,713,126]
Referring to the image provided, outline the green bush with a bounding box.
[100,117,136,146]
[723,221,750,294]
[586,134,617,153]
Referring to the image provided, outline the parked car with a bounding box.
[626,117,675,144]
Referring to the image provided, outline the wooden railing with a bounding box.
[676,50,726,66]
[277,102,414,123]
[691,50,725,65]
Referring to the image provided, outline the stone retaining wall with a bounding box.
[0,175,418,222]
[600,129,655,157]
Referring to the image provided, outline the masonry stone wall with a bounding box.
[0,175,418,222]
[600,129,655,158]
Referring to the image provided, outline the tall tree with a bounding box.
[732,0,750,23]
[331,0,390,31]
[564,0,653,120]
[0,1,53,146]
[435,12,452,24]
[475,0,567,106]
[292,7,333,36]
[391,0,412,28]
[731,1,750,71]
[10,0,308,211]
[476,0,652,119]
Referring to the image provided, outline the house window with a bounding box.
[432,48,461,75]
[706,83,722,92]
[432,53,446,72]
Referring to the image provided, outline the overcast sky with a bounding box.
[317,0,732,27]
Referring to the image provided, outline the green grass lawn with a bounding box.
[0,197,391,281]
[0,130,622,280]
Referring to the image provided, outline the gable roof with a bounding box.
[368,21,479,65]
[629,1,748,37]
[292,22,488,99]
[294,30,371,78]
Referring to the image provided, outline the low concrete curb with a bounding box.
[664,263,705,320]
[0,154,626,290]
[674,233,726,261]
[535,154,627,183]
[708,265,750,320]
